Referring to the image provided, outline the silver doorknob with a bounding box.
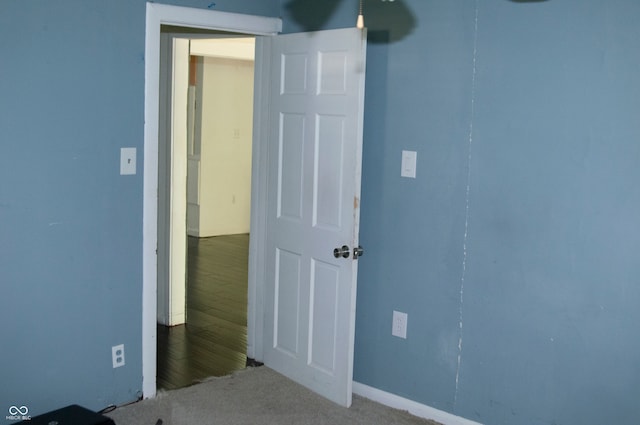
[353,246,364,259]
[333,245,350,259]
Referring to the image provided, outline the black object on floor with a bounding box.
[246,357,264,368]
[22,404,116,425]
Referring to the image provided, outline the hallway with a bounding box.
[157,234,249,390]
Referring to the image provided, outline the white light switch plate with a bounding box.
[120,147,137,175]
[401,150,417,178]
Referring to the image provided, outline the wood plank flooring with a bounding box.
[157,234,249,390]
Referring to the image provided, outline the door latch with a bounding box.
[333,245,350,259]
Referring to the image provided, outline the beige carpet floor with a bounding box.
[106,366,442,425]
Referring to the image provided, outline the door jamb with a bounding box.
[143,3,282,398]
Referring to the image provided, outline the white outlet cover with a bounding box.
[112,344,125,368]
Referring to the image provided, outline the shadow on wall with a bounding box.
[363,0,416,43]
[283,0,416,43]
[283,0,342,31]
[362,0,550,42]
[283,0,550,42]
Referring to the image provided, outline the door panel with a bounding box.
[314,114,346,229]
[274,248,302,357]
[278,113,305,220]
[263,27,367,407]
[309,259,340,373]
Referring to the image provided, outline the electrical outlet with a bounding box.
[392,311,408,339]
[112,344,125,368]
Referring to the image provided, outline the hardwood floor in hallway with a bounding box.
[157,233,249,391]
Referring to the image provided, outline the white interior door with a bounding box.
[262,27,367,407]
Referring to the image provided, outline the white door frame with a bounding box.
[143,2,282,398]
[157,36,190,328]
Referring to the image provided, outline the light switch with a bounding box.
[401,150,417,178]
[120,147,136,175]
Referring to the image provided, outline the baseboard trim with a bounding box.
[352,382,483,425]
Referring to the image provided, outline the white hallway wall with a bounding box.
[189,45,255,237]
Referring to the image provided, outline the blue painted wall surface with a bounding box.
[0,0,278,422]
[458,1,640,424]
[2,0,640,424]
[285,0,640,424]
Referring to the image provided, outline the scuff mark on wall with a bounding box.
[454,0,480,409]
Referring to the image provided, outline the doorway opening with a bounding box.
[143,3,282,398]
[156,33,257,390]
[144,6,369,406]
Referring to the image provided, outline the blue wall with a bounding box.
[300,0,640,424]
[2,0,640,424]
[459,1,640,423]
[283,0,640,423]
[0,0,278,422]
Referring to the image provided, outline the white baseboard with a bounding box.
[352,381,483,425]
